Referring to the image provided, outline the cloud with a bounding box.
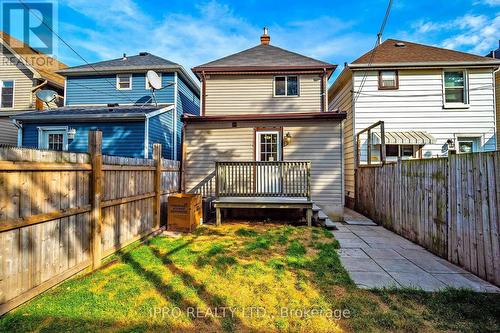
[475,0,500,6]
[56,0,370,77]
[410,13,500,54]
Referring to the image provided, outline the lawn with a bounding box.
[1,223,499,333]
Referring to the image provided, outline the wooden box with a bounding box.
[167,194,202,232]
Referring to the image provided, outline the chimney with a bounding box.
[122,53,127,60]
[260,27,270,45]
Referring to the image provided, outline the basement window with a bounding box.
[274,76,299,97]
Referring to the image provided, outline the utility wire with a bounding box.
[354,0,394,104]
[17,0,138,105]
[351,84,493,98]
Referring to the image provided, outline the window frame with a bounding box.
[255,129,283,161]
[0,80,15,109]
[37,126,69,151]
[116,74,133,90]
[273,75,300,97]
[145,72,162,90]
[378,70,399,90]
[442,69,469,108]
[456,136,482,153]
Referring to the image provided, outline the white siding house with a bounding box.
[329,39,500,206]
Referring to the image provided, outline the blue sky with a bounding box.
[12,0,500,81]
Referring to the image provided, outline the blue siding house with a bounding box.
[13,52,200,159]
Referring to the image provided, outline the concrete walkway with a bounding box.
[332,223,500,292]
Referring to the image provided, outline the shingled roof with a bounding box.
[57,52,200,94]
[351,39,500,67]
[192,31,336,76]
[0,31,67,87]
[57,53,180,74]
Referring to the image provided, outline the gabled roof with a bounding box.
[192,43,336,77]
[0,31,67,87]
[350,39,500,68]
[57,52,200,95]
[57,53,179,73]
[12,104,174,122]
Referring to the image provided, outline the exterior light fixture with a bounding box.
[68,128,77,140]
[284,132,292,146]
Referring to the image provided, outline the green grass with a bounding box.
[1,223,499,333]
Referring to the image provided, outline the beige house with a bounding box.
[183,29,346,222]
[329,39,500,207]
[0,32,66,145]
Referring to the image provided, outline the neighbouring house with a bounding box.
[184,29,346,223]
[486,40,500,149]
[13,52,200,159]
[0,32,66,145]
[329,39,500,207]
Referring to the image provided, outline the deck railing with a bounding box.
[215,161,311,200]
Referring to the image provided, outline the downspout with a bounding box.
[321,68,327,112]
[173,72,178,160]
[12,119,22,147]
[180,121,187,193]
[201,71,206,116]
[493,66,500,149]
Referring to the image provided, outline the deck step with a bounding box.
[317,211,328,220]
[324,219,338,230]
[312,204,321,212]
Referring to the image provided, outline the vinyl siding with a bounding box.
[0,46,35,111]
[22,121,146,157]
[352,68,496,157]
[330,67,497,201]
[185,120,343,219]
[65,73,175,106]
[0,116,18,145]
[176,75,200,159]
[148,111,174,159]
[329,76,354,202]
[204,74,322,115]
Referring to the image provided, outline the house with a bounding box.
[486,40,500,149]
[0,32,66,145]
[13,52,200,159]
[183,29,346,223]
[329,39,500,207]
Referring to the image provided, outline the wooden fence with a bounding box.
[356,151,500,286]
[0,131,180,315]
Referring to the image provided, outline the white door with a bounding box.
[255,131,282,194]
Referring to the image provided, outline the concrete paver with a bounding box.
[332,216,500,292]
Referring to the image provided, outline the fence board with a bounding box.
[357,151,500,286]
[0,142,180,315]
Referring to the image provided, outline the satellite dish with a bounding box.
[147,70,162,90]
[36,89,58,109]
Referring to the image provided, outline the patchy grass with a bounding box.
[1,223,499,333]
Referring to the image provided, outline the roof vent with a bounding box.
[107,103,119,108]
[139,52,149,56]
[122,53,127,60]
[395,42,406,48]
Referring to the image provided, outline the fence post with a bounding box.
[88,130,103,270]
[153,144,162,229]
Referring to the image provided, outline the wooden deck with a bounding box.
[214,161,313,226]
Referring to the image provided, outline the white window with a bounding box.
[274,76,299,97]
[256,130,282,161]
[146,73,162,89]
[378,70,398,89]
[1,80,14,108]
[384,144,419,161]
[116,74,132,90]
[457,137,480,153]
[443,70,468,107]
[38,127,68,151]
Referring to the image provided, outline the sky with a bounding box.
[9,0,500,82]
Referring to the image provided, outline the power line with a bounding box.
[354,0,394,104]
[17,0,138,105]
[351,84,494,98]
